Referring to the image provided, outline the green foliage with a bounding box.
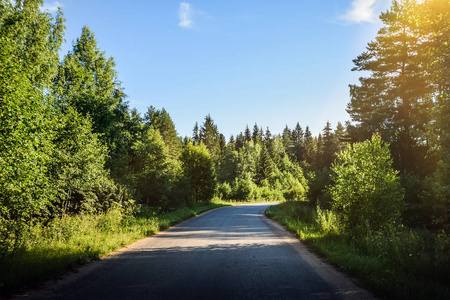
[199,114,221,164]
[180,143,217,203]
[53,25,125,150]
[329,134,404,236]
[49,106,117,214]
[128,127,180,208]
[232,172,257,201]
[268,202,450,300]
[0,1,66,256]
[217,182,233,200]
[144,106,181,159]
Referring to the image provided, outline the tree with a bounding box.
[346,0,433,175]
[54,25,125,148]
[128,127,179,207]
[49,106,115,214]
[144,107,181,158]
[317,121,336,170]
[180,143,217,203]
[218,148,239,184]
[291,122,304,163]
[329,134,404,236]
[199,114,221,163]
[417,0,450,229]
[0,0,65,89]
[0,0,65,255]
[257,145,275,184]
[252,123,261,144]
[244,125,251,142]
[192,122,200,144]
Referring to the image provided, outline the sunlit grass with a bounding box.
[266,202,450,300]
[0,202,227,296]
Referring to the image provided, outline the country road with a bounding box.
[18,204,376,300]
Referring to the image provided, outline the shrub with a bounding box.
[328,134,404,237]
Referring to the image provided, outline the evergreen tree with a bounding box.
[346,0,433,174]
[144,106,181,158]
[236,132,245,150]
[228,135,236,151]
[257,145,276,184]
[252,123,260,144]
[282,125,293,156]
[199,114,220,164]
[317,121,336,170]
[292,122,304,163]
[192,122,200,144]
[244,125,252,142]
[302,126,316,169]
[334,122,348,154]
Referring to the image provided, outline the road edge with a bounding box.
[261,210,379,300]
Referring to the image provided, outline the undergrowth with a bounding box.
[266,202,450,300]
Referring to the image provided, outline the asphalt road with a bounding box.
[19,204,376,300]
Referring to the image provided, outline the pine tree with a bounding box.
[346,0,433,174]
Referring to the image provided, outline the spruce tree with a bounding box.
[244,125,252,142]
[144,106,181,158]
[199,114,222,165]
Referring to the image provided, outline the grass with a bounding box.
[0,202,227,297]
[266,202,450,300]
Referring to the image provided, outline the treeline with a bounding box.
[0,0,219,256]
[0,0,310,256]
[1,0,449,258]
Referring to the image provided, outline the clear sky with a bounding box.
[43,0,392,139]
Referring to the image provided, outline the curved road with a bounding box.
[20,204,375,300]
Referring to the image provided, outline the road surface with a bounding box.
[19,204,376,300]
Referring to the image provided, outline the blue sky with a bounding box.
[43,0,391,139]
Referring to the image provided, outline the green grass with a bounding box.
[0,202,227,297]
[266,202,450,300]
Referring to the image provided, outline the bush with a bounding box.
[217,182,232,200]
[180,143,217,203]
[328,134,404,237]
[232,173,256,200]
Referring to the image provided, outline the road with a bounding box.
[19,204,376,300]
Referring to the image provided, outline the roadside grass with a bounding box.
[266,202,450,300]
[0,202,226,297]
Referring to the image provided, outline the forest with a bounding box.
[0,0,449,298]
